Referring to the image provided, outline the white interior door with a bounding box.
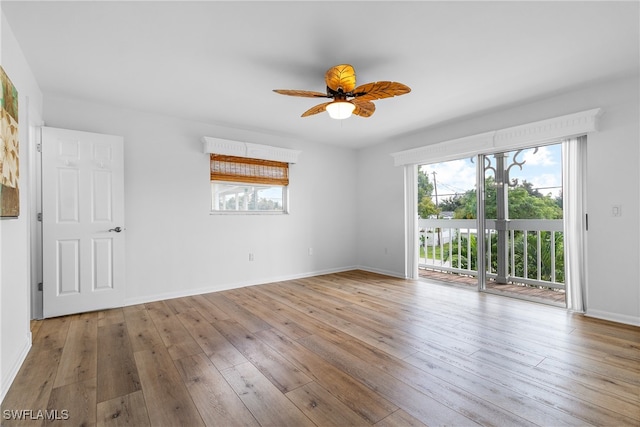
[42,127,125,318]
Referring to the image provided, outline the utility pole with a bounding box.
[432,171,441,246]
[432,171,439,217]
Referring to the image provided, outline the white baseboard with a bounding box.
[1,332,32,403]
[124,266,359,307]
[585,309,640,327]
[355,265,407,279]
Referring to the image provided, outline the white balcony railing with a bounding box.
[419,218,565,290]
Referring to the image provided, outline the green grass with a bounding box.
[420,243,452,260]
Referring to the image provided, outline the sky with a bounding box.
[419,143,563,203]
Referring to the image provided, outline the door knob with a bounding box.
[108,226,123,233]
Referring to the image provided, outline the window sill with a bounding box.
[209,211,289,216]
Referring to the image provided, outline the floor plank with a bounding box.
[177,309,248,370]
[174,353,259,427]
[285,381,371,427]
[122,305,166,355]
[96,390,151,427]
[46,378,96,426]
[224,287,312,340]
[134,348,204,427]
[374,409,429,427]
[254,328,398,424]
[97,308,125,328]
[32,315,72,352]
[145,300,203,360]
[251,286,355,345]
[213,319,312,393]
[187,294,231,323]
[204,293,272,333]
[96,321,141,403]
[220,362,315,427]
[53,314,98,388]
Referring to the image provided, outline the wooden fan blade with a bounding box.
[325,64,356,93]
[352,81,411,101]
[301,101,332,117]
[273,89,330,98]
[352,99,375,118]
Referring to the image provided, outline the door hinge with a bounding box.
[38,282,43,291]
[36,143,42,153]
[37,212,42,222]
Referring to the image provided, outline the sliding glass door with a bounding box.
[418,143,567,306]
[477,145,566,306]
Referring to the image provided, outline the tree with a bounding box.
[555,189,564,210]
[439,194,463,212]
[507,186,563,219]
[417,169,440,218]
[419,197,439,219]
[453,176,563,220]
[520,179,542,197]
[453,189,478,219]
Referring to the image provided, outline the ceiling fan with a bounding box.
[273,64,411,120]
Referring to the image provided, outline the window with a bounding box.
[210,154,289,213]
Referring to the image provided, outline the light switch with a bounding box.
[612,205,622,217]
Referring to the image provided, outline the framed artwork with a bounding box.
[1,66,19,217]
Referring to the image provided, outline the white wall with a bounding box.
[357,75,640,326]
[42,96,358,305]
[0,15,43,402]
[356,143,407,277]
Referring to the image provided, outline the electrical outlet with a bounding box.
[249,253,254,261]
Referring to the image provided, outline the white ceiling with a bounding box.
[2,1,638,149]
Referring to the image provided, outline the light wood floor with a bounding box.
[2,270,639,426]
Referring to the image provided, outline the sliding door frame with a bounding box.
[476,153,487,291]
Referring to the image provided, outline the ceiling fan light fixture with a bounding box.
[274,64,410,119]
[326,101,355,120]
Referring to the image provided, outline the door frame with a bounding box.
[36,127,126,318]
[476,153,487,292]
[29,122,44,320]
